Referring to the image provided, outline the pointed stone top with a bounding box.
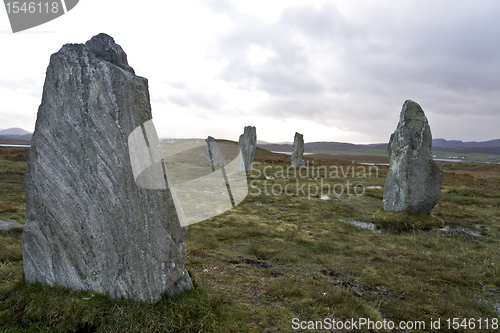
[243,125,256,135]
[399,99,428,124]
[85,33,135,75]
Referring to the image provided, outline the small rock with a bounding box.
[0,220,24,231]
[351,286,365,297]
[388,291,405,299]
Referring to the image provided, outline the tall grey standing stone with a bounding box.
[22,33,192,303]
[382,100,443,214]
[236,126,256,172]
[291,132,306,168]
[205,136,226,167]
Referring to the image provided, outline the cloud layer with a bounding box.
[1,0,499,143]
[197,0,500,142]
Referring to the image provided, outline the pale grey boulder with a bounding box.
[236,126,256,173]
[22,33,192,303]
[291,132,306,168]
[0,220,24,231]
[382,100,443,214]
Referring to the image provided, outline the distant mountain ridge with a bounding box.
[0,133,32,142]
[257,138,500,155]
[1,125,499,154]
[432,138,500,149]
[0,128,33,144]
[0,128,31,136]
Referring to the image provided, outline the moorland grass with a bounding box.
[1,146,499,332]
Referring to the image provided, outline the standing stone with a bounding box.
[23,33,192,303]
[205,136,226,167]
[236,126,256,172]
[291,132,306,168]
[382,100,443,214]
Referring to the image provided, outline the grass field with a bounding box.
[1,146,500,332]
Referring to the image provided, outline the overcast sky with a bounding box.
[1,0,499,144]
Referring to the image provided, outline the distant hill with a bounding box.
[1,126,499,155]
[430,139,500,155]
[257,138,500,156]
[0,128,32,145]
[433,146,500,155]
[433,138,500,149]
[257,141,359,153]
[0,128,31,136]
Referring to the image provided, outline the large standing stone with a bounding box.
[236,126,256,172]
[291,132,306,168]
[22,33,192,303]
[382,100,443,214]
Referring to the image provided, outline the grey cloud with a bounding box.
[0,77,43,98]
[217,54,323,95]
[257,96,330,119]
[151,96,167,104]
[212,10,324,97]
[206,0,237,15]
[166,81,189,90]
[345,1,500,94]
[254,63,324,95]
[207,0,500,142]
[167,91,224,111]
[280,3,361,40]
[165,79,225,110]
[188,91,224,110]
[167,94,190,107]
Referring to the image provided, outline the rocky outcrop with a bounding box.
[237,126,256,173]
[382,100,443,214]
[291,132,306,168]
[22,33,192,303]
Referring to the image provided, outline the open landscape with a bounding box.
[2,1,500,332]
[1,145,499,332]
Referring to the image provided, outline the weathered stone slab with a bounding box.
[237,126,257,172]
[205,136,226,167]
[22,33,192,303]
[382,100,443,214]
[291,132,306,168]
